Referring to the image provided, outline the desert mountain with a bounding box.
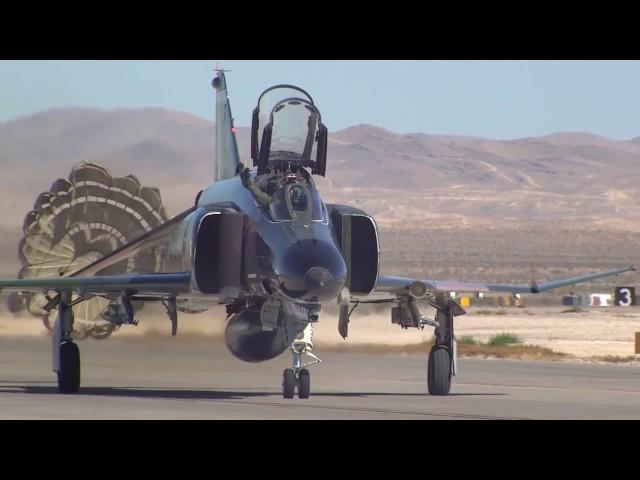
[1,107,639,231]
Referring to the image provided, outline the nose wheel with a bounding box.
[298,369,310,399]
[282,369,296,398]
[282,368,311,399]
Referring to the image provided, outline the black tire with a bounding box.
[58,342,81,394]
[282,368,296,399]
[298,369,310,399]
[427,347,451,396]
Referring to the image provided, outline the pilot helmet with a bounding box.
[290,184,307,210]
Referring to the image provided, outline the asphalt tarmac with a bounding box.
[0,336,639,419]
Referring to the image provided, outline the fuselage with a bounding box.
[196,173,347,308]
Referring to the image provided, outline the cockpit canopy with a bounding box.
[251,85,327,177]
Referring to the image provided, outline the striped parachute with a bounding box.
[6,161,169,339]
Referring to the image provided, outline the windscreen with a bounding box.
[268,186,293,222]
[310,190,326,222]
[266,183,322,222]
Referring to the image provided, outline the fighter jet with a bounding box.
[0,71,634,398]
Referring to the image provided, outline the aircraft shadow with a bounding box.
[0,385,507,400]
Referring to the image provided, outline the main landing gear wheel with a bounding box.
[283,369,296,399]
[427,347,451,396]
[298,369,310,399]
[58,341,81,394]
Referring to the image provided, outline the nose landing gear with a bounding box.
[282,367,311,399]
[281,323,320,399]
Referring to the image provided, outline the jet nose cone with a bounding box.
[276,240,347,303]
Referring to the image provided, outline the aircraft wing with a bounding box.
[374,266,636,297]
[1,206,198,300]
[0,272,191,297]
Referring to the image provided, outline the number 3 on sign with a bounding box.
[615,287,636,307]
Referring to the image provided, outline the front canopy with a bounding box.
[266,182,327,223]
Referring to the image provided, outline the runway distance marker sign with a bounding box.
[615,287,636,307]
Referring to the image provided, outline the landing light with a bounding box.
[409,281,427,298]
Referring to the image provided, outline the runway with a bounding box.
[0,336,639,419]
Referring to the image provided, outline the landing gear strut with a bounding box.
[53,291,81,393]
[281,323,320,399]
[389,292,464,395]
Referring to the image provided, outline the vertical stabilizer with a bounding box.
[212,70,241,181]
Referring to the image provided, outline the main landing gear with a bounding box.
[426,293,462,396]
[53,291,81,393]
[389,292,463,395]
[282,323,320,399]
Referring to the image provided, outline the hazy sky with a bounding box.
[1,60,639,140]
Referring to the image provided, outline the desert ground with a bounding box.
[1,303,638,361]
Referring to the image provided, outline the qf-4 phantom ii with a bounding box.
[0,71,635,399]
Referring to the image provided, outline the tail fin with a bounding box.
[212,70,241,182]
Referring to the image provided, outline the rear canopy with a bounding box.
[251,85,327,176]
